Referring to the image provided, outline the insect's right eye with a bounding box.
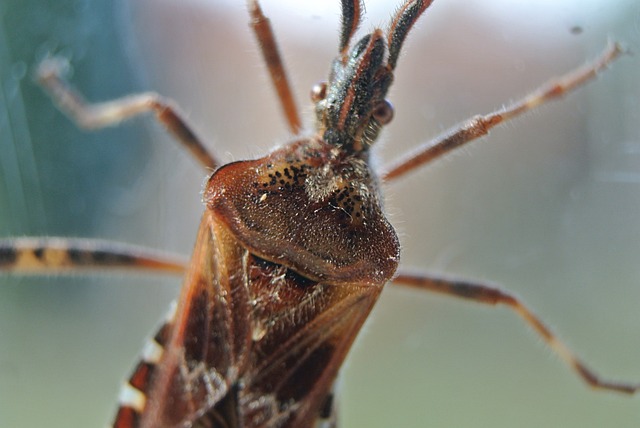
[372,99,394,125]
[310,82,327,102]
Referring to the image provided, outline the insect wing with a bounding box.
[114,212,252,427]
[114,205,382,427]
[237,252,380,427]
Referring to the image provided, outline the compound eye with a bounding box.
[310,82,327,102]
[372,99,394,125]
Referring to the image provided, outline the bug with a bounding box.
[1,0,640,426]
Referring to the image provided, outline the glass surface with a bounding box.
[1,1,638,427]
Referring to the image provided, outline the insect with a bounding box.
[1,0,640,426]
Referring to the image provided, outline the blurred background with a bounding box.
[1,0,639,426]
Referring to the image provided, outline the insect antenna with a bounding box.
[387,0,435,70]
[339,0,363,55]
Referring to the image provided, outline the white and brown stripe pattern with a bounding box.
[113,302,177,428]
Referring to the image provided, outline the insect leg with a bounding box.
[247,0,302,135]
[392,271,640,395]
[383,42,624,181]
[36,58,219,169]
[0,237,186,275]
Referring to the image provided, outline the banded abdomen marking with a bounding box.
[113,302,176,428]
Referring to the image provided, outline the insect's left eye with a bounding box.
[372,99,393,125]
[310,82,327,102]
